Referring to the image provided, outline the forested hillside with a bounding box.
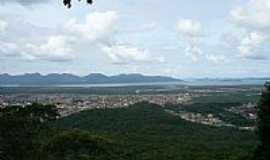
[55,102,257,160]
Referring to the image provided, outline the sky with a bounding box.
[0,0,270,78]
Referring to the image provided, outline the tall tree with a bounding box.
[255,82,270,160]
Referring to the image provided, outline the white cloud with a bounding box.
[177,19,202,38]
[101,44,164,64]
[206,54,227,64]
[0,41,20,56]
[0,19,78,62]
[230,0,270,60]
[0,11,120,62]
[0,20,8,33]
[184,44,202,62]
[25,35,76,62]
[238,32,267,59]
[176,18,203,61]
[0,0,50,6]
[65,11,119,42]
[230,0,270,30]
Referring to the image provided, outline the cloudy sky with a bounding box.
[0,0,270,78]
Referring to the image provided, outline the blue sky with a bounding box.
[0,0,270,78]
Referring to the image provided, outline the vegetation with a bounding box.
[254,83,270,160]
[55,102,257,160]
[0,104,126,160]
[0,103,59,160]
[63,0,93,8]
[39,129,127,160]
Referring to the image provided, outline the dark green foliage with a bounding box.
[0,103,126,160]
[255,83,270,160]
[56,102,257,160]
[63,0,93,8]
[39,129,126,160]
[0,103,59,160]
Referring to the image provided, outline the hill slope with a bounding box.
[55,102,257,160]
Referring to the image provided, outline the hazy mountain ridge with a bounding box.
[0,73,182,85]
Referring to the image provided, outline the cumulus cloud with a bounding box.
[64,11,164,65]
[101,44,164,64]
[0,0,50,6]
[176,18,203,61]
[0,11,120,62]
[22,11,119,62]
[220,31,268,60]
[238,32,267,59]
[25,35,76,62]
[177,19,202,38]
[230,0,270,60]
[0,20,8,33]
[0,36,76,62]
[64,11,119,42]
[230,0,270,31]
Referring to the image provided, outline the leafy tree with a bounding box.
[0,103,59,160]
[63,0,93,8]
[255,82,270,160]
[39,129,127,160]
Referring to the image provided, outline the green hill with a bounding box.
[55,102,257,160]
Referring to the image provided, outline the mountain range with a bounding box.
[0,73,182,85]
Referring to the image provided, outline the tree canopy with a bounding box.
[0,103,59,160]
[0,103,126,160]
[39,129,127,160]
[255,82,270,160]
[63,0,93,8]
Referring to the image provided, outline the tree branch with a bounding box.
[63,0,93,8]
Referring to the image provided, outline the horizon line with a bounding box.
[0,72,270,80]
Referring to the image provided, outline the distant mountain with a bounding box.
[84,73,110,84]
[0,73,182,85]
[109,74,180,83]
[185,77,270,86]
